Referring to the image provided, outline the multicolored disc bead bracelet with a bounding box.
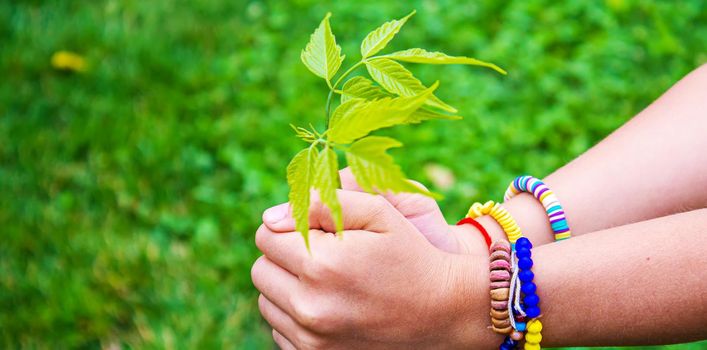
[504,175,571,241]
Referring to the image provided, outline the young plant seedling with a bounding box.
[289,10,506,250]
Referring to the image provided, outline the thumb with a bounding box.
[264,189,411,234]
[339,167,457,252]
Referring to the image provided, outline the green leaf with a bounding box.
[313,147,343,234]
[338,77,457,124]
[408,107,462,124]
[360,10,416,59]
[329,98,366,128]
[300,12,345,81]
[287,146,319,251]
[340,76,390,103]
[383,48,507,75]
[328,82,438,144]
[345,136,438,198]
[365,58,457,113]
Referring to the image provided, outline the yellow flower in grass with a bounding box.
[51,51,87,72]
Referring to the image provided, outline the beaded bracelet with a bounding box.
[470,201,543,349]
[504,175,571,241]
[500,237,543,350]
[517,237,542,350]
[466,201,522,246]
[488,240,512,334]
[456,217,492,249]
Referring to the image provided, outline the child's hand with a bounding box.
[253,189,488,349]
[338,168,462,253]
[261,167,488,255]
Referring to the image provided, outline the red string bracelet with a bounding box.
[456,217,492,249]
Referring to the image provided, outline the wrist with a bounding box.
[443,253,503,349]
[450,224,489,255]
[502,192,557,246]
[451,214,517,255]
[458,193,557,249]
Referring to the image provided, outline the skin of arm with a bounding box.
[450,209,707,348]
[456,63,707,252]
[253,191,707,349]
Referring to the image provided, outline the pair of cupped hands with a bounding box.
[252,168,494,349]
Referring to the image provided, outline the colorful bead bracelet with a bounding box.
[466,202,543,348]
[466,174,575,348]
[495,236,542,350]
[515,237,542,350]
[466,201,522,245]
[503,175,571,241]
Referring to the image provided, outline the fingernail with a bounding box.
[263,204,288,224]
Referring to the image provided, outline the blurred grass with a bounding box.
[1,0,706,348]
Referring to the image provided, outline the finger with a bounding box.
[272,329,296,350]
[264,189,411,234]
[263,203,290,229]
[259,294,307,348]
[251,255,299,314]
[340,167,445,225]
[339,167,365,192]
[340,167,453,248]
[255,225,330,275]
[262,192,327,234]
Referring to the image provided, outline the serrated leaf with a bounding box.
[340,76,391,104]
[408,107,462,124]
[383,48,507,75]
[366,58,457,113]
[313,147,343,234]
[329,98,366,128]
[300,12,345,81]
[328,82,438,144]
[287,146,319,251]
[336,81,456,130]
[360,10,416,59]
[346,136,438,198]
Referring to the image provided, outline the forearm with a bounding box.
[542,64,707,235]
[457,64,707,250]
[450,209,707,348]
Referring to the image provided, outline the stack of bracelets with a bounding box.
[457,175,571,350]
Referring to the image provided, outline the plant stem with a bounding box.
[325,89,334,127]
[332,60,366,90]
[324,60,366,129]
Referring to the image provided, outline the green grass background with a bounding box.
[1,0,706,348]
